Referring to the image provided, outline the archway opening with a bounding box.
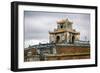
[72,35,75,44]
[56,36,60,43]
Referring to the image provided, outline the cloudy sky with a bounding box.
[24,11,90,48]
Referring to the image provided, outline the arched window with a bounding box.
[60,24,63,28]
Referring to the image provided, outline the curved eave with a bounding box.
[49,30,80,35]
